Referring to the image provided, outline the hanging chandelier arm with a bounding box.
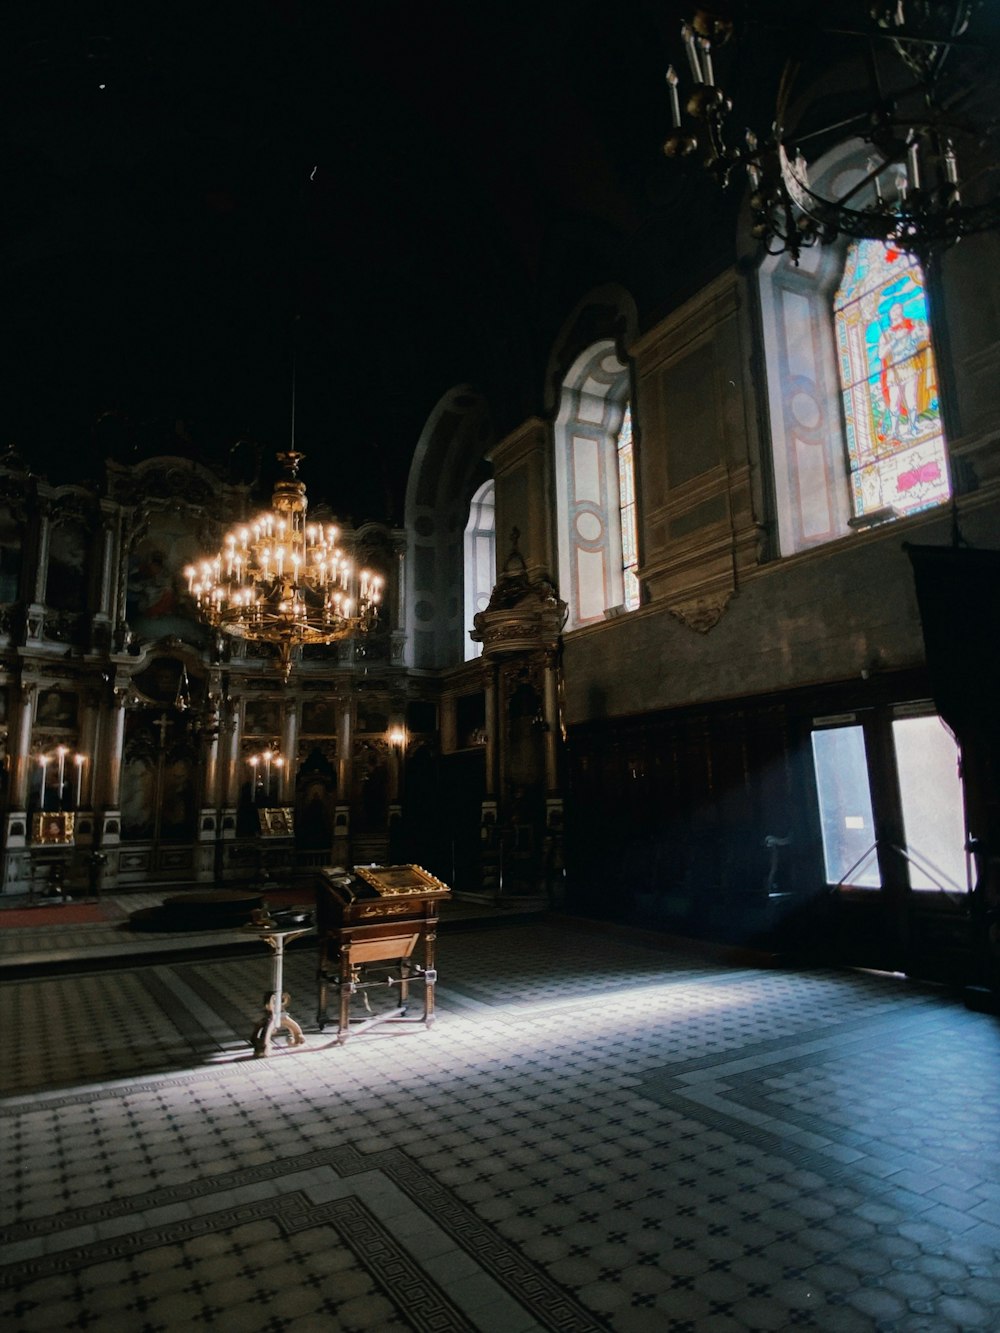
[670,0,1000,259]
[773,54,880,153]
[943,156,1000,196]
[790,112,890,149]
[819,26,984,53]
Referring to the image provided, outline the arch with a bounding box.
[543,283,639,418]
[404,386,493,669]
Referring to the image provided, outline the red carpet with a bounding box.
[0,902,124,929]
[1,887,311,932]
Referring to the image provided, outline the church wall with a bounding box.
[537,249,1000,976]
[560,495,999,722]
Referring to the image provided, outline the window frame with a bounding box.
[757,142,954,558]
[554,340,637,630]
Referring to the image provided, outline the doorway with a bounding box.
[810,704,969,973]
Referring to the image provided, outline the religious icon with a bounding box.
[33,811,74,845]
[301,699,338,735]
[36,690,77,729]
[244,699,281,735]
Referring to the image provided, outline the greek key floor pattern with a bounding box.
[2,919,1000,1331]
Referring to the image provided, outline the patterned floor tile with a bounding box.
[1,920,999,1331]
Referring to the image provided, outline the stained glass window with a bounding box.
[616,405,640,611]
[834,239,950,520]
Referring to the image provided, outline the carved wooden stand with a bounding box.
[246,925,311,1056]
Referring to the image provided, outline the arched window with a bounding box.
[758,145,951,555]
[616,405,640,612]
[464,479,495,660]
[834,239,949,522]
[554,340,637,629]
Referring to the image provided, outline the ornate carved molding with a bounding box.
[107,458,220,508]
[472,533,567,659]
[666,590,735,634]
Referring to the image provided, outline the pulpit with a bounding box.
[315,863,451,1043]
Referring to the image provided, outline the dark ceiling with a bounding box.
[1,0,741,521]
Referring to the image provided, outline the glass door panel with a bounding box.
[811,725,881,887]
[892,716,967,892]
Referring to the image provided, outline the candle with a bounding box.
[682,23,702,82]
[56,746,67,805]
[39,755,48,810]
[666,66,681,127]
[699,36,714,86]
[75,754,85,807]
[906,132,921,191]
[264,750,272,798]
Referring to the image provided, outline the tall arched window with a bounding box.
[554,340,637,629]
[758,143,952,555]
[834,239,949,521]
[464,479,495,660]
[616,405,640,612]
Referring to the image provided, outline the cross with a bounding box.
[154,712,171,748]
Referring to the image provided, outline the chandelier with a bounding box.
[186,451,382,680]
[664,3,1000,263]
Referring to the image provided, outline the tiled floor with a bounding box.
[2,916,1000,1331]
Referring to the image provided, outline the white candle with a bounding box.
[75,754,85,807]
[699,37,714,86]
[907,133,921,191]
[39,755,48,810]
[666,66,681,127]
[56,746,67,803]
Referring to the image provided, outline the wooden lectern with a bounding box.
[315,863,451,1043]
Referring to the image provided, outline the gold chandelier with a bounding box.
[186,451,382,680]
[664,3,1000,263]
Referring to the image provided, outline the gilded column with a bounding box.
[105,687,128,808]
[543,650,560,793]
[281,698,298,802]
[223,699,242,807]
[31,503,51,606]
[12,681,37,809]
[483,662,498,798]
[79,689,101,806]
[97,512,115,615]
[201,698,222,807]
[338,697,352,799]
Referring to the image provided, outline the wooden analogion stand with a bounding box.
[315,864,451,1043]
